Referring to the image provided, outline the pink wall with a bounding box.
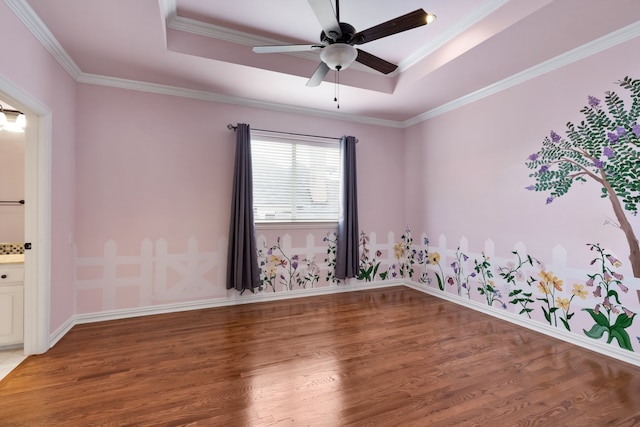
[0,130,25,242]
[404,36,640,354]
[0,1,77,333]
[74,83,405,311]
[405,37,640,267]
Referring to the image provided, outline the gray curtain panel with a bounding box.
[226,123,260,291]
[336,135,360,279]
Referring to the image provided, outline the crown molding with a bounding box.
[168,15,285,48]
[166,14,373,74]
[397,0,511,74]
[76,73,403,128]
[157,0,176,46]
[162,0,298,55]
[401,19,640,128]
[4,0,82,80]
[159,0,176,22]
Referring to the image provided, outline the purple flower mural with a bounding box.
[525,76,640,277]
[583,243,636,351]
[603,146,615,159]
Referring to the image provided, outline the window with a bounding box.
[251,131,340,223]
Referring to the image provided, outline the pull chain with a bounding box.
[334,69,340,109]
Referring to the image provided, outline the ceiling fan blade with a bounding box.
[253,44,323,54]
[350,9,429,45]
[355,49,397,74]
[307,0,342,41]
[306,62,330,87]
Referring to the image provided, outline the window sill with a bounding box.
[255,221,338,230]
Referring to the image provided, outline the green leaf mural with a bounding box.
[525,77,640,277]
[358,231,382,282]
[581,243,636,351]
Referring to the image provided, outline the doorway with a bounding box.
[0,99,26,359]
[0,75,52,358]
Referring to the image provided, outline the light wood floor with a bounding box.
[1,286,639,426]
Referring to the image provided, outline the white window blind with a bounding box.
[251,132,341,223]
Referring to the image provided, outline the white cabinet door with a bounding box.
[0,285,24,346]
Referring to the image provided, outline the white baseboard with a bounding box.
[69,280,403,326]
[49,279,639,368]
[404,281,640,368]
[49,316,75,349]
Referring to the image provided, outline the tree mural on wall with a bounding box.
[526,77,640,277]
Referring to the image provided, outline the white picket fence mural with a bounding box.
[75,237,228,310]
[74,229,640,353]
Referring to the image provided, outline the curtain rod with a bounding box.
[0,200,25,205]
[227,124,349,142]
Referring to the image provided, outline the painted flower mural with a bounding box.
[257,237,320,291]
[324,231,341,285]
[583,243,636,351]
[449,248,474,298]
[473,254,506,309]
[415,237,444,290]
[358,231,383,282]
[536,269,566,328]
[497,252,541,318]
[393,228,416,279]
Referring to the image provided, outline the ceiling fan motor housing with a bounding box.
[320,22,356,44]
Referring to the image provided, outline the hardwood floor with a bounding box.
[1,286,639,426]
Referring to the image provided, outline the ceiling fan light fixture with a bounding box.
[320,43,358,71]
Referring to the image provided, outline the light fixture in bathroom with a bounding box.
[0,104,26,133]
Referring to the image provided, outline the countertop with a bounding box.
[0,254,25,264]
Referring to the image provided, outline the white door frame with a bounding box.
[1,75,52,355]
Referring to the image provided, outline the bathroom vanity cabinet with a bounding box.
[0,259,24,346]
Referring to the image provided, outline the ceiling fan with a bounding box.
[252,0,436,87]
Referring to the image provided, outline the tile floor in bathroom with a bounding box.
[0,348,27,381]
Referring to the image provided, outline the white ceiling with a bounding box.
[18,0,640,125]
